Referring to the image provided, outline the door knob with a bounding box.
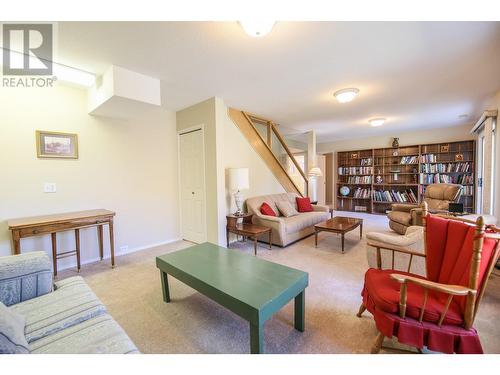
[192,192,195,195]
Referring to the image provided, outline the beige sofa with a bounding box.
[246,192,330,247]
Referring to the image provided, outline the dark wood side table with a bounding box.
[8,209,116,277]
[314,216,363,253]
[226,214,272,256]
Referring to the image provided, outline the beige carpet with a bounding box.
[59,211,500,354]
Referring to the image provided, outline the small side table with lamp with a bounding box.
[226,168,271,255]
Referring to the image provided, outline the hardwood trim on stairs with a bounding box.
[228,107,307,196]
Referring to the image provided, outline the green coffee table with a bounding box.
[155,242,308,354]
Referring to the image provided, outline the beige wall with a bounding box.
[0,84,180,268]
[317,124,474,209]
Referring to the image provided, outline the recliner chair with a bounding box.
[387,183,462,234]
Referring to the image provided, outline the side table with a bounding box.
[226,213,272,256]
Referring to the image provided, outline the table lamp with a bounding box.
[308,167,323,202]
[228,168,249,216]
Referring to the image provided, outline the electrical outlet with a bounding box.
[43,182,57,193]
[119,245,128,254]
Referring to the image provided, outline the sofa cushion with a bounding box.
[284,212,330,234]
[364,269,464,326]
[29,314,139,354]
[260,202,277,216]
[388,210,412,226]
[276,200,298,217]
[246,192,300,217]
[296,197,313,212]
[0,301,29,354]
[10,276,106,343]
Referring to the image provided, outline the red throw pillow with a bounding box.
[296,197,313,212]
[260,202,276,216]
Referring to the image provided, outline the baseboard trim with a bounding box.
[57,237,183,272]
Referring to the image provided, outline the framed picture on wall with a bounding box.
[36,130,79,159]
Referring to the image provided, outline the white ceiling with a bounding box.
[57,22,500,142]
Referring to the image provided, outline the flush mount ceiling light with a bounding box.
[239,21,276,37]
[369,118,386,127]
[458,114,469,119]
[333,88,359,103]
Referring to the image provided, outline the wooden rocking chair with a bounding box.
[357,202,500,354]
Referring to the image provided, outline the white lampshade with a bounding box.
[228,168,249,191]
[308,167,323,177]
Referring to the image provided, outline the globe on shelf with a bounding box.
[340,186,350,196]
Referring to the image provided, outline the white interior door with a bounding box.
[317,154,326,205]
[179,129,206,243]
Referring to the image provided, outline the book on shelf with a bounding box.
[420,154,437,163]
[360,158,372,166]
[352,187,371,199]
[462,186,474,195]
[420,162,471,173]
[346,175,372,184]
[400,156,419,164]
[419,173,474,184]
[372,189,417,203]
[338,166,373,175]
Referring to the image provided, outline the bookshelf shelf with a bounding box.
[336,140,476,215]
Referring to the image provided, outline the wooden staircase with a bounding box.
[228,108,308,197]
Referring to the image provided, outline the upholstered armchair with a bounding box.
[388,183,462,234]
[358,202,500,354]
[366,226,425,277]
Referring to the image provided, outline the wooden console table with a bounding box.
[8,209,116,276]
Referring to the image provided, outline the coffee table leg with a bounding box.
[360,222,363,239]
[315,229,318,247]
[341,233,345,254]
[160,271,170,303]
[294,290,305,332]
[250,321,263,354]
[254,237,257,256]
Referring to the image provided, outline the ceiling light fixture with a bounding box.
[239,21,276,37]
[458,114,469,119]
[369,118,386,127]
[334,88,359,103]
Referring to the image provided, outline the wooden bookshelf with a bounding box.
[336,140,476,215]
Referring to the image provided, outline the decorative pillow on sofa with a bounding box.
[276,200,299,217]
[260,202,277,216]
[0,302,29,354]
[296,197,313,212]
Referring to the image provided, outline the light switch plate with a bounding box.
[43,182,57,193]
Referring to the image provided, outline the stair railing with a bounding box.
[242,111,308,196]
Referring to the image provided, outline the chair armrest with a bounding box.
[312,205,329,213]
[390,273,476,324]
[367,241,426,258]
[390,274,476,296]
[392,203,418,213]
[0,251,53,306]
